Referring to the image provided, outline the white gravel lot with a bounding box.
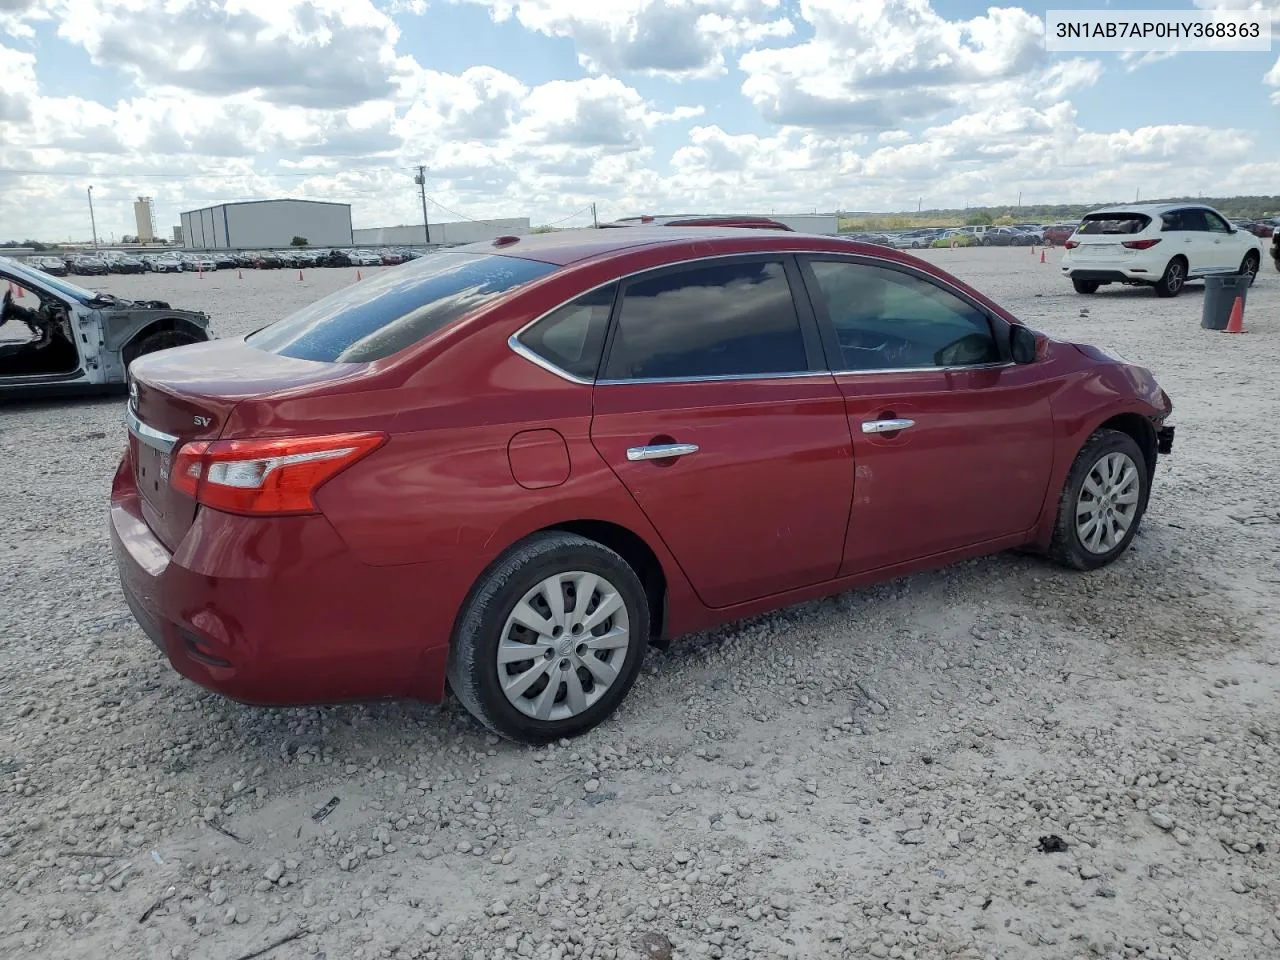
[2,249,1279,960]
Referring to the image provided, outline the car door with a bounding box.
[1201,209,1241,272]
[797,256,1057,575]
[589,256,856,609]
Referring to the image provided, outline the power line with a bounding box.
[544,205,595,226]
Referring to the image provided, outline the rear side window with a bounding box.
[1078,214,1151,235]
[602,260,808,380]
[247,252,556,362]
[807,259,1000,371]
[515,283,617,381]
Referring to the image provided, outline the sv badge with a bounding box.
[193,415,212,427]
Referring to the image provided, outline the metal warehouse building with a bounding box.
[180,199,353,250]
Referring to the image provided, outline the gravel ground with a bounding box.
[2,249,1279,960]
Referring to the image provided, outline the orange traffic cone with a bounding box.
[1031,244,1036,255]
[238,269,243,279]
[1040,249,1047,264]
[1224,296,1246,334]
[356,269,362,282]
[14,283,22,298]
[198,267,203,278]
[298,270,303,281]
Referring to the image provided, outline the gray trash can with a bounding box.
[1202,273,1249,330]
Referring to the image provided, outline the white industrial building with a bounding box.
[768,214,840,234]
[180,199,353,250]
[353,218,531,247]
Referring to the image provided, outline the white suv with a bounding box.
[1060,203,1263,297]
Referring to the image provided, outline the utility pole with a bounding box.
[591,202,598,228]
[87,186,99,248]
[1017,191,1022,213]
[917,197,922,213]
[414,166,431,246]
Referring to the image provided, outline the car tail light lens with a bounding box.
[171,432,386,516]
[1064,240,1079,249]
[1122,238,1162,250]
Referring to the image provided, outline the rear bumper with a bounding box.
[1062,268,1148,283]
[108,455,452,706]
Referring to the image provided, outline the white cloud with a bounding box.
[738,0,1047,129]
[1192,0,1280,24]
[52,0,412,107]
[1267,55,1280,101]
[457,0,793,78]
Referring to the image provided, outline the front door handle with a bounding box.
[861,418,916,435]
[627,443,699,461]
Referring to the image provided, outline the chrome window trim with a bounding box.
[505,249,1012,385]
[829,361,1014,377]
[596,370,831,386]
[126,408,179,454]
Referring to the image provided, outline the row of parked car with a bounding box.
[847,223,1079,250]
[25,247,424,278]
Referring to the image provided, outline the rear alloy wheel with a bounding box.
[1049,428,1149,571]
[448,532,649,742]
[1072,278,1100,294]
[1239,251,1260,287]
[1154,258,1186,297]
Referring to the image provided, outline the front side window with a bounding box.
[247,252,557,363]
[602,260,808,381]
[1203,211,1231,233]
[515,283,616,381]
[807,259,1001,371]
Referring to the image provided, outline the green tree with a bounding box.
[965,211,994,226]
[290,235,309,247]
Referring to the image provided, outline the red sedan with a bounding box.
[1042,223,1078,246]
[111,228,1175,742]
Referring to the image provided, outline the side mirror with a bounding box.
[1010,324,1039,364]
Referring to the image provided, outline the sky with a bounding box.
[0,0,1277,242]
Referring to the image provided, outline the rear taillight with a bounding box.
[1064,240,1079,249]
[1122,238,1162,250]
[171,432,386,516]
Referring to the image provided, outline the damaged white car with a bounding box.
[0,255,210,398]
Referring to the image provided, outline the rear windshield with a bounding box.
[246,251,556,362]
[1077,214,1151,235]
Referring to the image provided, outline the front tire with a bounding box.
[1049,429,1149,571]
[1154,257,1187,297]
[1072,278,1099,294]
[1239,251,1260,286]
[447,532,649,743]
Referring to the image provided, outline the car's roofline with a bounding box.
[446,227,871,267]
[1082,202,1223,216]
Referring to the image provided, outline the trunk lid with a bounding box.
[127,338,360,552]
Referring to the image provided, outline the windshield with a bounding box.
[0,256,98,303]
[246,251,557,363]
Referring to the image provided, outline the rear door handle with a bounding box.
[861,418,916,434]
[627,443,699,461]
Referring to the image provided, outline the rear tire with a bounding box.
[1048,429,1149,571]
[1154,257,1187,297]
[447,532,649,743]
[1072,278,1099,294]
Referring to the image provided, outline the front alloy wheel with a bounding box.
[1075,452,1141,554]
[1049,428,1149,570]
